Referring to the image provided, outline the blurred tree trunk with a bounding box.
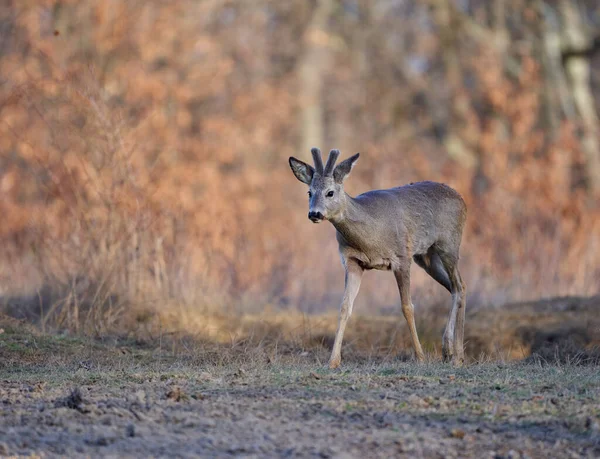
[559,0,600,195]
[299,0,335,155]
[428,0,477,170]
[537,1,575,134]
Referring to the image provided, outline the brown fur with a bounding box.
[290,149,467,368]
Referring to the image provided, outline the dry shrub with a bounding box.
[0,1,599,344]
[0,73,180,333]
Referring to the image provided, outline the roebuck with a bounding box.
[289,148,467,368]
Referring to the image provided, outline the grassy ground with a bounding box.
[1,321,599,458]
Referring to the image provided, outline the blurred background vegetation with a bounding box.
[1,0,599,338]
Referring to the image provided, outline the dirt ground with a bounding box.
[1,323,599,459]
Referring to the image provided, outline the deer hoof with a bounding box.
[443,351,464,366]
[442,348,454,363]
[454,345,465,362]
[329,356,341,369]
[452,354,465,367]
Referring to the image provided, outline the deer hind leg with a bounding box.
[329,260,363,369]
[413,251,452,293]
[436,249,465,365]
[394,265,425,362]
[414,250,454,361]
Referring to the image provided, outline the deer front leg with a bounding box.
[329,259,363,369]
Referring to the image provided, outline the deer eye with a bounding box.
[326,190,334,198]
[308,191,312,198]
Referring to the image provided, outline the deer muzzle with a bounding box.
[308,211,324,223]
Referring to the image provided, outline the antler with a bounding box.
[311,147,324,175]
[324,149,340,176]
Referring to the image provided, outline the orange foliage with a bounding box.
[0,1,598,315]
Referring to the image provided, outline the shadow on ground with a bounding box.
[1,291,600,365]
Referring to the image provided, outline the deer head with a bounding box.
[289,148,360,223]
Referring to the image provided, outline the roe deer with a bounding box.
[289,148,467,368]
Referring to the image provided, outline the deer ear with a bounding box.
[289,157,314,185]
[333,153,360,183]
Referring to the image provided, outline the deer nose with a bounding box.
[308,211,324,223]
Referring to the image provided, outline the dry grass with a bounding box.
[2,2,600,318]
[3,294,599,366]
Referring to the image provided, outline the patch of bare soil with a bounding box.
[1,295,599,458]
[1,331,599,458]
[1,366,600,458]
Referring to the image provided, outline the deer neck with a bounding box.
[329,193,369,239]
